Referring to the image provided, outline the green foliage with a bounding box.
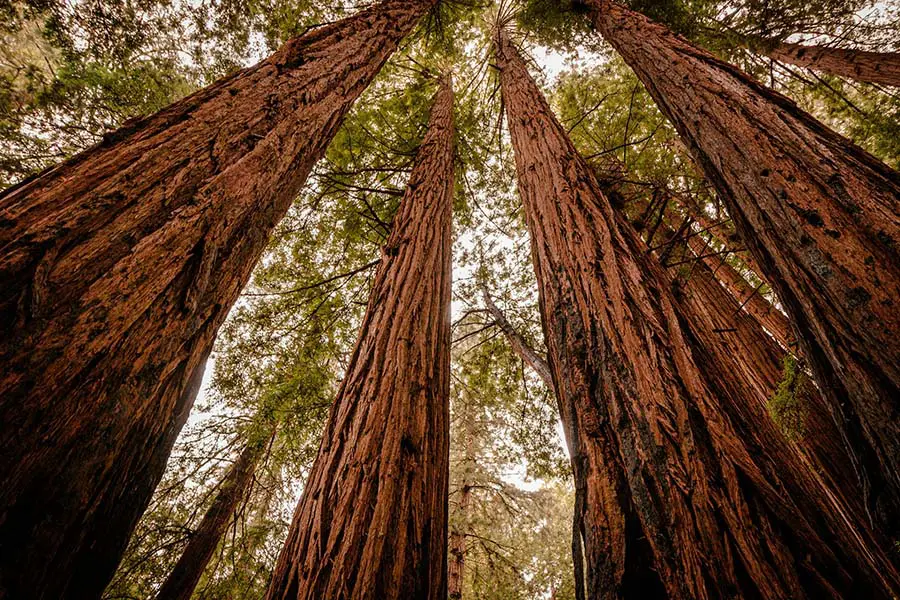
[767,355,812,442]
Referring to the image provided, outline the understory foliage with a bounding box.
[2,0,898,596]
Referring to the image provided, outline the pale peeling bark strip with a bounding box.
[0,2,434,598]
[265,79,454,600]
[497,31,899,599]
[589,0,900,539]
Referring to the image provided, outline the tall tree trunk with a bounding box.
[264,79,454,600]
[154,431,271,600]
[655,225,866,534]
[589,0,900,538]
[481,286,587,600]
[496,31,899,599]
[740,35,900,87]
[0,1,433,597]
[448,393,476,600]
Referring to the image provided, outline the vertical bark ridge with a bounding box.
[264,79,454,600]
[496,31,899,599]
[588,0,900,538]
[0,2,434,597]
[155,431,272,600]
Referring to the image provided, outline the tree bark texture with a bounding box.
[0,2,433,598]
[656,226,871,546]
[497,31,900,599]
[589,0,900,538]
[683,231,795,350]
[264,80,454,600]
[758,39,900,87]
[601,169,863,529]
[155,433,270,600]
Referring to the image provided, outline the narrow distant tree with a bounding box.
[482,285,586,599]
[0,0,436,596]
[264,78,454,600]
[448,393,475,600]
[496,30,900,598]
[154,428,273,600]
[587,0,900,537]
[736,36,900,87]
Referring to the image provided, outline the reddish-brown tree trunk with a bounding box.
[758,39,900,87]
[0,2,433,598]
[683,232,795,349]
[589,0,900,538]
[497,31,899,599]
[448,395,476,600]
[659,227,864,528]
[154,433,270,600]
[264,80,453,600]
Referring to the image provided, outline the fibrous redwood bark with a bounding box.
[497,31,899,599]
[264,79,454,600]
[589,0,900,538]
[683,231,795,350]
[657,225,865,534]
[0,2,433,597]
[155,432,271,600]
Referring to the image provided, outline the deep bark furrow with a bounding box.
[264,80,453,600]
[589,0,900,538]
[497,32,899,599]
[0,2,433,598]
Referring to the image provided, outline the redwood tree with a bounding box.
[497,31,899,598]
[0,1,435,597]
[154,431,272,600]
[264,79,454,600]
[742,37,900,87]
[588,0,900,537]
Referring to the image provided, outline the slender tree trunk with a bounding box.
[589,0,900,538]
[481,286,552,386]
[0,2,433,598]
[481,286,587,600]
[264,79,454,600]
[447,497,469,600]
[743,35,900,87]
[448,394,476,600]
[497,31,899,599]
[154,432,271,600]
